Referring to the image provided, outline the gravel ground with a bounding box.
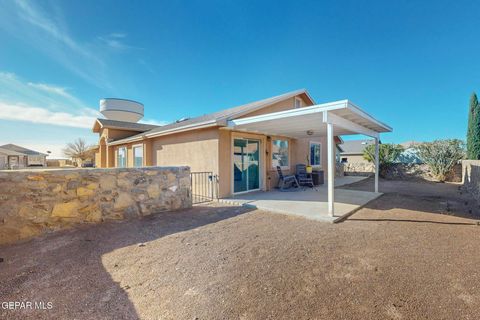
[0,179,479,320]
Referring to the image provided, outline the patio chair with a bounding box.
[276,166,300,191]
[295,164,316,190]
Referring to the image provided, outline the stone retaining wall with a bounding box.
[462,160,480,203]
[0,167,191,245]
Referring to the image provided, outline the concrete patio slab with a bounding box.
[220,176,382,222]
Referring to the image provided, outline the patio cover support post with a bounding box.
[327,121,335,216]
[374,137,379,193]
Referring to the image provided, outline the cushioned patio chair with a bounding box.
[295,164,316,190]
[276,166,300,191]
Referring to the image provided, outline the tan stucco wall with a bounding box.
[218,129,232,198]
[152,127,219,173]
[340,154,367,164]
[238,94,313,119]
[105,128,142,141]
[94,151,101,166]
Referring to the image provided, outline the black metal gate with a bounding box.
[190,172,217,204]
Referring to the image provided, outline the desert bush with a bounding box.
[363,143,404,177]
[415,139,465,182]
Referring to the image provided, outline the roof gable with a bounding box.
[0,144,46,156]
[0,147,25,156]
[93,119,160,133]
[339,140,374,155]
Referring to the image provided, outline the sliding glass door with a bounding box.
[233,138,260,193]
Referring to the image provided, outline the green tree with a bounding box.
[466,92,480,159]
[416,139,465,182]
[363,143,404,177]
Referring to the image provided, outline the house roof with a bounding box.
[0,144,47,156]
[0,147,25,156]
[92,119,160,133]
[339,139,375,155]
[108,89,315,145]
[400,140,422,148]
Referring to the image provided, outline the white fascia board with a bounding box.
[228,100,349,127]
[346,101,392,132]
[323,112,379,138]
[145,120,218,138]
[108,136,145,146]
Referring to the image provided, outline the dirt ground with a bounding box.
[1,179,479,320]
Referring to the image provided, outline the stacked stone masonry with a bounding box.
[0,167,191,245]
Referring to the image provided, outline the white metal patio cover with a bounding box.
[227,100,392,217]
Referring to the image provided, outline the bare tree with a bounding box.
[63,138,95,166]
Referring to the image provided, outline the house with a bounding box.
[92,89,391,214]
[0,144,47,169]
[338,139,374,164]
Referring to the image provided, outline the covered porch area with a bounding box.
[224,100,392,221]
[220,176,380,222]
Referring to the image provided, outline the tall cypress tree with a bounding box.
[467,92,480,159]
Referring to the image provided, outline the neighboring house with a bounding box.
[338,139,374,164]
[339,139,423,165]
[398,141,423,164]
[0,144,47,169]
[92,89,391,198]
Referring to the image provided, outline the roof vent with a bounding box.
[100,98,144,122]
[175,117,190,123]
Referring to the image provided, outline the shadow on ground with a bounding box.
[0,204,253,320]
[340,177,480,223]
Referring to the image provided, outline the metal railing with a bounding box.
[190,172,217,204]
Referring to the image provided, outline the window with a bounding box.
[341,157,348,163]
[309,142,321,166]
[272,139,289,168]
[117,147,127,168]
[294,98,302,108]
[133,145,143,167]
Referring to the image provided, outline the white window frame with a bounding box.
[309,141,322,167]
[132,144,144,167]
[117,147,127,168]
[294,97,302,109]
[271,139,290,169]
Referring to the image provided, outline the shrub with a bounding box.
[415,139,465,182]
[363,143,404,177]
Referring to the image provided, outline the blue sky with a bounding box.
[0,0,478,157]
